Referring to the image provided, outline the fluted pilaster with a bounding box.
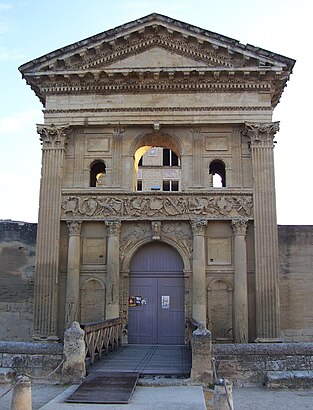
[231,218,248,343]
[105,219,121,319]
[245,122,280,340]
[33,123,70,340]
[190,219,208,324]
[191,129,204,187]
[65,220,82,329]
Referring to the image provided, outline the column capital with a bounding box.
[190,219,208,235]
[243,122,279,148]
[67,220,82,236]
[105,219,121,235]
[231,218,248,236]
[37,123,70,150]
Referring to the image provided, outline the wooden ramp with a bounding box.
[91,344,192,376]
[66,372,139,404]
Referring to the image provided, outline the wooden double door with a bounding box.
[128,242,185,345]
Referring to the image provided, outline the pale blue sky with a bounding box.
[0,0,312,223]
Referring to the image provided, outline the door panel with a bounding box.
[158,277,185,344]
[128,242,185,345]
[128,277,157,344]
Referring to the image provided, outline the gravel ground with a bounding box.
[1,383,313,409]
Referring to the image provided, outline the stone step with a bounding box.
[265,370,313,389]
[137,376,196,387]
[0,367,16,384]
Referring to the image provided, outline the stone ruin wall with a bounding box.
[0,221,36,341]
[0,221,312,342]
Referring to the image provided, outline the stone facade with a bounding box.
[15,14,297,343]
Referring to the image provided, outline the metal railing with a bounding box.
[81,318,122,364]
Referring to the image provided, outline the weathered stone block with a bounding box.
[266,370,313,389]
[0,367,16,384]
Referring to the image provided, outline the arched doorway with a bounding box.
[128,242,185,344]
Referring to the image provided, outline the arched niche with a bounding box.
[207,279,233,341]
[80,278,105,323]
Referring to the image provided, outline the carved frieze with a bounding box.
[61,192,253,220]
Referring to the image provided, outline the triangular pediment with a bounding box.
[20,13,294,74]
[19,13,295,106]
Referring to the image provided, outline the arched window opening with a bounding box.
[90,160,106,187]
[209,160,226,187]
[135,146,181,192]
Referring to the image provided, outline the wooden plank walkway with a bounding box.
[90,344,192,376]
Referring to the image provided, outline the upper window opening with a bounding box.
[135,146,181,192]
[163,149,179,166]
[90,160,106,187]
[209,160,226,187]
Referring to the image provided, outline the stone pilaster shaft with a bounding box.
[232,218,248,343]
[112,128,124,186]
[191,129,203,187]
[33,124,70,340]
[245,122,280,339]
[65,221,82,329]
[190,219,208,324]
[105,220,121,319]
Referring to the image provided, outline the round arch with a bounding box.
[121,237,191,273]
[130,130,183,157]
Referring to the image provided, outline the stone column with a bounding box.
[245,122,280,340]
[231,218,249,343]
[65,220,82,329]
[190,219,208,324]
[34,124,70,341]
[105,219,121,319]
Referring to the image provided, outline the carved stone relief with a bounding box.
[119,222,150,260]
[162,222,192,259]
[61,193,253,220]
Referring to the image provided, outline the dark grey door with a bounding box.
[128,242,185,344]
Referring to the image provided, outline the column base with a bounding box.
[254,338,283,343]
[32,335,60,343]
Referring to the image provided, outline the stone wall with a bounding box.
[214,343,313,386]
[278,225,313,342]
[0,221,37,341]
[0,341,63,382]
[1,221,313,343]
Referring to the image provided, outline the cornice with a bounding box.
[45,106,272,115]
